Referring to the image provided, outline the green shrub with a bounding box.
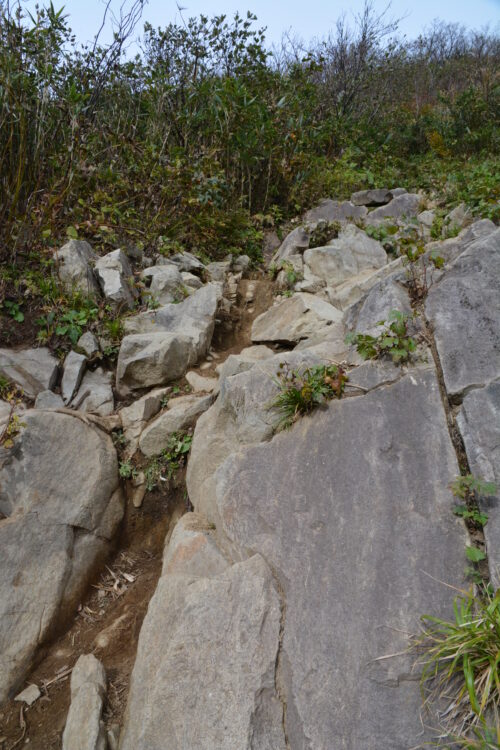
[345,310,417,364]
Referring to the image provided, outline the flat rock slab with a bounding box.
[0,410,122,701]
[457,381,500,586]
[62,654,107,750]
[120,515,285,750]
[206,367,466,748]
[425,228,500,396]
[303,199,368,225]
[251,292,343,345]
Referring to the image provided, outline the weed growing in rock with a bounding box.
[119,460,136,480]
[345,310,417,364]
[308,221,341,248]
[415,588,500,743]
[144,433,193,491]
[401,241,445,301]
[450,475,497,567]
[272,363,348,430]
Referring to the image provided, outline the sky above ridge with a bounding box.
[20,0,500,51]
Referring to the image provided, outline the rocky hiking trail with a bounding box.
[0,189,499,749]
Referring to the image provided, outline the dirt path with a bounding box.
[0,276,274,750]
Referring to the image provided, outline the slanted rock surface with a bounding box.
[187,366,467,747]
[0,411,123,701]
[251,292,343,345]
[0,347,59,398]
[62,654,107,750]
[425,228,500,397]
[120,516,285,750]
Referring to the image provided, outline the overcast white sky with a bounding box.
[20,0,500,50]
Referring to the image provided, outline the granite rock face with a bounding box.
[0,410,122,701]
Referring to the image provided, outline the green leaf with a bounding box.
[66,226,78,239]
[466,546,486,563]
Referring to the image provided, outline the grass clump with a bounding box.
[414,589,500,745]
[345,310,417,365]
[272,362,348,430]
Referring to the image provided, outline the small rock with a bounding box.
[94,249,137,310]
[445,203,472,232]
[185,371,218,393]
[15,684,41,706]
[70,368,114,416]
[34,390,64,410]
[351,188,392,207]
[141,265,185,305]
[181,272,203,292]
[77,332,99,358]
[61,351,86,404]
[367,193,421,224]
[168,251,205,275]
[232,254,251,274]
[54,239,100,298]
[304,199,368,225]
[62,655,107,750]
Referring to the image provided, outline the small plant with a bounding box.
[414,589,500,742]
[2,300,24,322]
[450,476,497,501]
[0,412,26,449]
[401,241,444,301]
[272,362,348,430]
[144,432,193,491]
[56,308,97,344]
[160,394,169,409]
[308,220,341,248]
[119,460,136,479]
[345,310,417,364]
[453,505,489,528]
[112,429,128,449]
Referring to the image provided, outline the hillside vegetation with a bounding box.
[0,0,498,344]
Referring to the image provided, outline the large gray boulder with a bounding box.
[189,365,467,747]
[116,333,197,395]
[94,249,137,310]
[62,655,107,750]
[457,382,500,587]
[251,293,343,346]
[367,193,421,224]
[304,199,368,225]
[116,284,223,394]
[54,239,100,297]
[120,515,285,750]
[425,228,500,397]
[0,410,123,701]
[303,224,387,286]
[0,347,59,398]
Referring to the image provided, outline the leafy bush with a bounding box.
[345,310,417,364]
[272,362,348,430]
